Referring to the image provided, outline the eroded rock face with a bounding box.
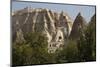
[69,13,86,40]
[12,7,73,53]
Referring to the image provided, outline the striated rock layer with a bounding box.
[12,7,73,53]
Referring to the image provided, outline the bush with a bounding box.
[12,32,51,66]
[56,40,79,63]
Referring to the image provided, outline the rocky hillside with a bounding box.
[12,7,73,53]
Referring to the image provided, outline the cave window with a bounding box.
[50,44,52,47]
[54,22,57,27]
[59,36,62,40]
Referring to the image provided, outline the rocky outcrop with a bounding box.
[69,13,86,40]
[12,7,73,53]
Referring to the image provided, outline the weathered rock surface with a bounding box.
[12,7,73,53]
[69,13,86,40]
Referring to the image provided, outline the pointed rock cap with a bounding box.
[75,12,82,20]
[91,13,96,21]
[74,12,86,24]
[60,11,68,16]
[89,13,96,25]
[61,11,64,15]
[77,12,81,16]
[69,12,86,39]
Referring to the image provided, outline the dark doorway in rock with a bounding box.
[59,36,62,40]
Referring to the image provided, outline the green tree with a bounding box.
[12,32,51,66]
[56,40,79,63]
[77,14,96,61]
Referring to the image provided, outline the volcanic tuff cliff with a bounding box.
[12,7,73,53]
[69,13,86,40]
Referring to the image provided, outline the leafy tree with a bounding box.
[12,32,51,66]
[56,40,79,63]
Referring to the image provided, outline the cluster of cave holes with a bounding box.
[49,36,62,47]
